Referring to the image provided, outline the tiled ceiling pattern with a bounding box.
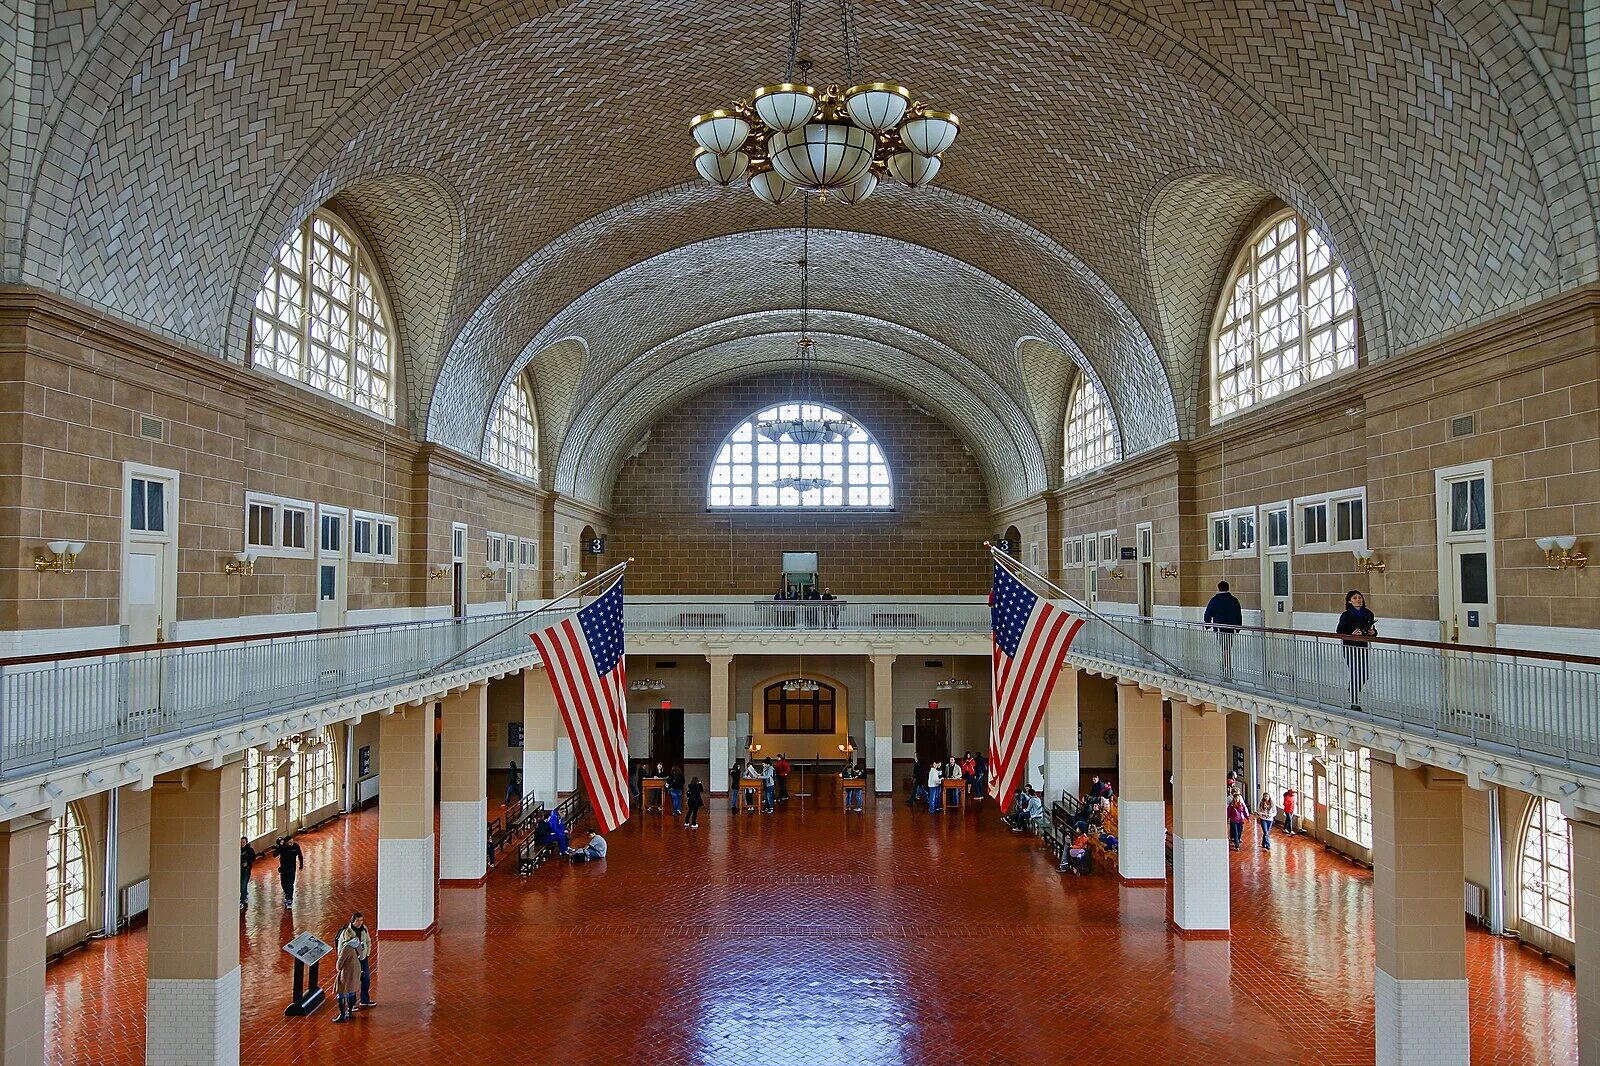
[551,308,1052,503]
[526,336,589,486]
[8,0,1592,500]
[1015,339,1078,477]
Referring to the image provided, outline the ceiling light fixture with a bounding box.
[689,0,960,204]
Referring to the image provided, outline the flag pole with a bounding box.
[428,558,631,675]
[987,544,1189,678]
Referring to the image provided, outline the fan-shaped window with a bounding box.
[1063,376,1117,481]
[1520,797,1573,939]
[487,374,539,480]
[763,682,838,734]
[46,805,88,934]
[1210,210,1359,422]
[251,209,396,421]
[708,402,892,509]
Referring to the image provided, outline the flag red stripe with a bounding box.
[988,596,1084,813]
[549,621,626,826]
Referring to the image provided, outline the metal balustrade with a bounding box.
[622,599,992,632]
[1067,614,1600,773]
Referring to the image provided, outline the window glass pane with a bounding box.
[320,564,336,601]
[354,519,372,556]
[1272,560,1290,597]
[708,403,892,510]
[1451,481,1469,533]
[1460,552,1489,604]
[130,479,147,531]
[247,503,275,547]
[145,480,165,532]
[377,522,393,558]
[283,509,307,550]
[1235,514,1255,550]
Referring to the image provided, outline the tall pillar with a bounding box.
[439,684,487,884]
[707,652,733,794]
[1372,758,1468,1065]
[1570,817,1600,1065]
[1170,702,1229,937]
[378,704,435,937]
[0,817,48,1066]
[147,766,242,1066]
[1044,666,1081,802]
[556,713,576,793]
[522,668,558,806]
[1115,683,1166,884]
[871,650,896,794]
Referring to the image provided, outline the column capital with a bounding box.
[704,652,734,667]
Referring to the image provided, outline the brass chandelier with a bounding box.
[689,0,961,204]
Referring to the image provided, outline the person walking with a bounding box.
[239,836,256,911]
[1227,792,1249,851]
[332,937,361,1023]
[273,833,304,909]
[909,759,925,808]
[1336,590,1378,711]
[973,752,988,802]
[667,765,685,816]
[1255,791,1278,851]
[1203,580,1244,679]
[684,776,704,828]
[504,760,522,810]
[336,911,376,1010]
[1282,787,1299,835]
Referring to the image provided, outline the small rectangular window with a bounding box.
[282,506,309,551]
[487,532,504,566]
[1212,518,1231,554]
[1086,536,1097,564]
[1301,503,1328,546]
[352,517,373,557]
[130,477,166,533]
[1335,498,1364,543]
[376,520,395,561]
[320,512,342,553]
[247,502,276,548]
[1450,478,1486,533]
[1266,507,1289,549]
[452,524,467,562]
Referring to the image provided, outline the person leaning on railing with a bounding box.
[1336,590,1379,713]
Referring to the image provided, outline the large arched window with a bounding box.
[250,209,396,421]
[1210,209,1358,422]
[487,374,539,480]
[708,403,892,509]
[1520,797,1573,939]
[1063,376,1117,481]
[763,681,838,734]
[46,805,88,935]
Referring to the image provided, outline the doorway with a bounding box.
[1437,465,1495,646]
[650,706,685,767]
[316,506,348,629]
[1135,522,1154,618]
[121,464,179,646]
[1260,502,1293,630]
[915,705,950,766]
[506,538,520,613]
[451,522,468,619]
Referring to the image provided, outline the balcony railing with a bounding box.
[1067,615,1600,773]
[623,599,991,632]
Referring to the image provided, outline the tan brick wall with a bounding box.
[609,374,991,595]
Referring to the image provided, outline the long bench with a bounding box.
[487,795,545,868]
[518,792,592,875]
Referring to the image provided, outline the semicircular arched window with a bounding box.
[46,804,88,935]
[1063,375,1117,481]
[1520,797,1573,939]
[486,373,539,481]
[250,208,397,421]
[1210,209,1359,423]
[708,402,892,509]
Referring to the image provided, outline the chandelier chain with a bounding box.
[837,0,858,84]
[785,0,802,81]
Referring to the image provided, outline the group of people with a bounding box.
[730,755,791,813]
[1204,581,1381,710]
[532,804,609,861]
[910,752,988,811]
[1226,773,1299,852]
[240,832,304,911]
[1004,786,1045,831]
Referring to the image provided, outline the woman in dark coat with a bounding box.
[1336,590,1378,712]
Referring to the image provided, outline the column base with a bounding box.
[381,923,439,941]
[439,799,487,882]
[525,749,557,806]
[874,737,894,793]
[1116,799,1167,883]
[1116,873,1167,887]
[1167,921,1231,940]
[1045,749,1080,804]
[1374,968,1469,1066]
[1171,835,1230,934]
[378,835,436,935]
[146,966,241,1066]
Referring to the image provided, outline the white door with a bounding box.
[1260,503,1293,630]
[317,507,348,629]
[506,541,520,612]
[1135,523,1154,617]
[1439,469,1494,647]
[122,470,176,645]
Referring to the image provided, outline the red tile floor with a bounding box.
[47,783,1575,1065]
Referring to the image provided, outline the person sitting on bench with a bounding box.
[1063,828,1092,875]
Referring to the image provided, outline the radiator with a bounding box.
[122,878,150,922]
[1464,880,1487,925]
[357,774,380,805]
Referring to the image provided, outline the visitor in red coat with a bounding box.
[1282,788,1299,836]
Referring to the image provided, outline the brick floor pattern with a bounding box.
[45,789,1575,1065]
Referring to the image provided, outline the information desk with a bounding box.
[838,774,867,811]
[738,779,764,812]
[756,600,845,629]
[941,779,966,810]
[641,778,668,813]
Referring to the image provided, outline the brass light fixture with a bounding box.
[1106,565,1127,580]
[1353,548,1386,573]
[428,565,450,581]
[690,0,960,204]
[223,551,257,576]
[1537,536,1588,570]
[34,541,86,573]
[1159,563,1179,579]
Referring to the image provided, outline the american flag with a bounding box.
[528,578,630,832]
[989,560,1083,812]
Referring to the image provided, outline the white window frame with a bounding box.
[1062,536,1083,567]
[1263,502,1291,551]
[349,510,398,564]
[1085,534,1097,565]
[242,492,314,559]
[1295,487,1366,554]
[486,531,505,571]
[1097,530,1119,569]
[451,523,468,564]
[1208,507,1257,560]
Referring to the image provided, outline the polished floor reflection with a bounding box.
[46,785,1574,1064]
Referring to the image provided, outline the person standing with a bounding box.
[332,937,361,1023]
[1203,580,1244,679]
[775,754,791,802]
[926,760,944,812]
[973,752,988,802]
[729,760,741,812]
[336,911,376,1009]
[1255,792,1278,851]
[239,836,256,911]
[1336,590,1378,712]
[909,759,925,808]
[504,760,522,810]
[667,765,685,816]
[273,833,304,909]
[684,776,704,828]
[760,758,777,813]
[1227,792,1248,851]
[1281,787,1299,835]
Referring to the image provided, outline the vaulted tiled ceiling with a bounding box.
[6,0,1592,507]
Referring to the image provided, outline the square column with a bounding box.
[1170,703,1229,937]
[1115,683,1166,885]
[522,668,558,806]
[0,817,48,1066]
[871,651,896,793]
[147,766,242,1066]
[1044,666,1080,803]
[1372,758,1468,1066]
[439,684,487,884]
[707,652,733,794]
[379,705,436,937]
[1570,817,1600,1065]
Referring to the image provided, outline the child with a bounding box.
[332,939,361,1022]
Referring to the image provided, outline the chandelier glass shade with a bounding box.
[688,1,959,203]
[629,677,667,692]
[934,677,973,691]
[781,677,820,693]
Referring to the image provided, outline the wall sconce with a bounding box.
[223,551,257,576]
[838,738,856,760]
[1106,565,1127,580]
[481,564,501,581]
[1537,536,1588,570]
[1353,548,1386,573]
[34,541,86,573]
[1159,563,1179,579]
[428,565,450,581]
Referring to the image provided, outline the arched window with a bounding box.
[763,682,838,734]
[708,402,892,509]
[1520,797,1573,939]
[1211,209,1358,422]
[251,209,396,421]
[241,747,270,842]
[1265,723,1313,814]
[1063,376,1116,481]
[1326,745,1372,847]
[46,805,88,934]
[487,374,539,480]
